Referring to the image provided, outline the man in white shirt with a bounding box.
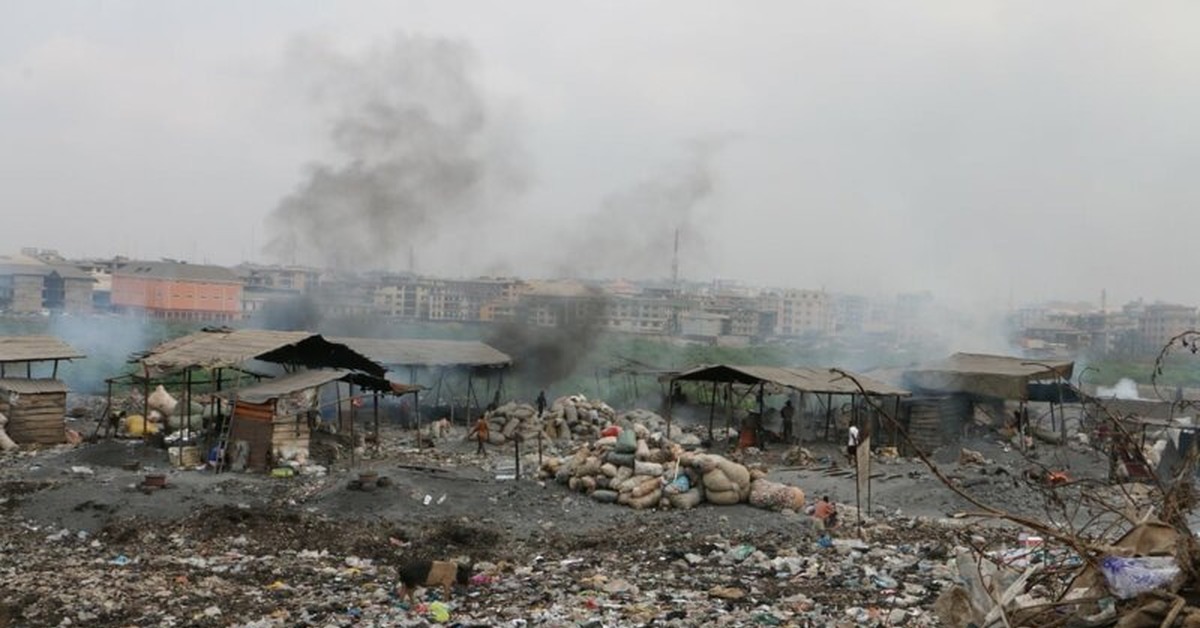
[847,425,861,463]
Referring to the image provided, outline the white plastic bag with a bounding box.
[1100,555,1180,599]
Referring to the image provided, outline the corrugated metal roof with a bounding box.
[903,353,1074,399]
[670,364,910,396]
[140,329,386,377]
[229,369,349,403]
[0,378,69,394]
[0,336,86,363]
[331,337,512,368]
[114,260,241,284]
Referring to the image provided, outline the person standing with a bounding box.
[469,414,490,455]
[536,390,547,418]
[780,399,796,445]
[847,424,861,465]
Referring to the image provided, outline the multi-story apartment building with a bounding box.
[0,252,94,314]
[111,260,241,322]
[602,294,676,334]
[1138,302,1198,354]
[372,275,527,322]
[764,289,833,337]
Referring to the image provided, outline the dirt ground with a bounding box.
[0,409,1129,627]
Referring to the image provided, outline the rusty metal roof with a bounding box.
[670,364,910,396]
[230,369,349,404]
[331,337,512,368]
[0,378,69,394]
[139,328,385,377]
[903,353,1074,399]
[114,260,241,284]
[0,336,86,363]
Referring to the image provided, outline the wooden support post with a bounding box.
[725,382,733,449]
[52,360,59,379]
[666,378,674,440]
[825,393,833,441]
[465,371,474,428]
[707,380,718,444]
[416,390,423,452]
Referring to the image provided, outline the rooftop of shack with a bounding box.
[0,336,86,364]
[137,328,386,378]
[330,337,512,368]
[669,364,910,396]
[903,352,1074,400]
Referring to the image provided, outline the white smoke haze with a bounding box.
[556,140,722,280]
[266,34,527,271]
[1097,377,1142,401]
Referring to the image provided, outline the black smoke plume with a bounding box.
[485,284,607,391]
[267,34,524,271]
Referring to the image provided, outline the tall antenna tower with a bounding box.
[671,228,680,292]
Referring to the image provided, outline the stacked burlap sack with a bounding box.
[487,398,676,446]
[539,423,793,512]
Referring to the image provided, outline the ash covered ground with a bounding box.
[0,408,1121,628]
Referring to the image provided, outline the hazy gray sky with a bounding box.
[3,2,1199,309]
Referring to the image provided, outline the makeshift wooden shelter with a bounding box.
[901,353,1075,453]
[0,378,69,445]
[223,369,352,470]
[109,328,389,470]
[666,364,910,447]
[0,336,85,445]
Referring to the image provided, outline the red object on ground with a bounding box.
[601,426,622,438]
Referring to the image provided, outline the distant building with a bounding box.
[517,280,606,328]
[111,260,242,322]
[237,263,321,316]
[0,253,94,314]
[1138,302,1198,354]
[764,289,833,337]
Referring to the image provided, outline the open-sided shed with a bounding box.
[667,364,910,446]
[0,336,86,445]
[901,353,1076,453]
[331,336,511,426]
[903,353,1074,400]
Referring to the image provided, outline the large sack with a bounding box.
[634,461,664,477]
[667,488,703,510]
[606,452,636,468]
[600,463,618,478]
[628,489,662,510]
[635,439,651,460]
[616,474,651,493]
[615,429,637,454]
[703,469,735,493]
[579,476,597,493]
[574,456,602,477]
[0,412,17,451]
[749,479,806,512]
[147,385,178,417]
[707,488,742,505]
[592,489,619,504]
[630,476,662,499]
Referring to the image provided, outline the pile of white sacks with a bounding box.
[539,420,805,512]
[484,395,674,446]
